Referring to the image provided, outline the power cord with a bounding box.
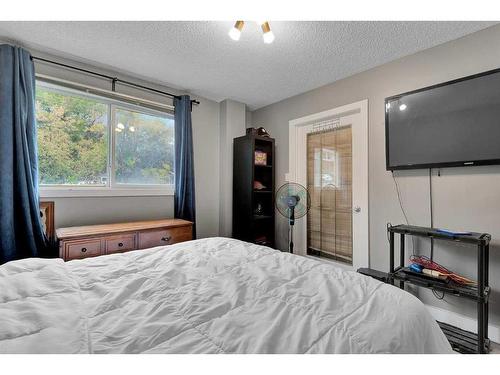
[429,168,434,261]
[391,171,416,255]
[429,169,441,301]
[432,289,446,300]
[392,171,409,225]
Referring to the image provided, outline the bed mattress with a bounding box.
[0,237,453,353]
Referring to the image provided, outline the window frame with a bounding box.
[37,81,175,198]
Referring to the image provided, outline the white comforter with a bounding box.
[0,237,452,354]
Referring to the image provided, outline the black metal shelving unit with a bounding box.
[233,134,275,248]
[387,224,491,354]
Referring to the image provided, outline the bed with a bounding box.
[0,237,453,354]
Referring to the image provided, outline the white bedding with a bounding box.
[0,237,452,353]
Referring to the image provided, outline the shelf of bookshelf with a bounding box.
[254,164,272,168]
[253,215,273,220]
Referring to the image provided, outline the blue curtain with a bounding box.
[174,95,196,237]
[0,44,49,264]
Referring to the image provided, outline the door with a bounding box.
[288,100,368,270]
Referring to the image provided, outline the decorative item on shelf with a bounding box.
[257,127,270,137]
[253,181,267,190]
[255,235,269,245]
[254,202,264,215]
[246,126,271,138]
[246,127,258,136]
[254,150,267,165]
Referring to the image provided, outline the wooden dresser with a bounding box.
[56,219,193,261]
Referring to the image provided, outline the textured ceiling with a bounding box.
[0,21,496,109]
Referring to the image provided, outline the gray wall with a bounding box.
[31,48,221,239]
[218,100,247,237]
[251,25,500,326]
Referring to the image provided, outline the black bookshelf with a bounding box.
[387,224,491,354]
[233,134,275,248]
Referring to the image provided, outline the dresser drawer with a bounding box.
[138,226,192,249]
[65,239,102,260]
[105,234,136,255]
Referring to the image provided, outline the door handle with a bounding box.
[353,206,361,213]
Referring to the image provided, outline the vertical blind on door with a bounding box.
[306,120,353,264]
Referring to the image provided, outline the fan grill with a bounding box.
[275,182,311,219]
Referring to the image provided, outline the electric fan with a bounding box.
[275,182,311,253]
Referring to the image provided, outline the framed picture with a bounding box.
[255,150,267,166]
[40,201,55,241]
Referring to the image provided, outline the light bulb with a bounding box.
[129,126,135,132]
[228,27,241,41]
[263,30,275,44]
[115,127,122,132]
[228,21,244,41]
[260,22,275,44]
[117,123,125,129]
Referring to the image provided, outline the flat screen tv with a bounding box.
[385,68,500,170]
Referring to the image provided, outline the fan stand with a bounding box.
[288,206,295,254]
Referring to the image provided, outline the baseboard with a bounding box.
[425,304,500,344]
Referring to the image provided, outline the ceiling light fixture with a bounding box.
[261,21,275,44]
[229,21,244,41]
[228,20,275,44]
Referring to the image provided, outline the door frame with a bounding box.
[287,99,369,270]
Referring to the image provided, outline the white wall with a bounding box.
[31,48,221,238]
[251,25,500,326]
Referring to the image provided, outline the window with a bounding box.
[35,82,174,196]
[114,108,174,185]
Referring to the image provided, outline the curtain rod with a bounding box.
[37,73,175,112]
[31,55,200,106]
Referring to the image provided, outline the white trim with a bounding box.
[288,100,369,271]
[40,186,174,198]
[425,304,500,344]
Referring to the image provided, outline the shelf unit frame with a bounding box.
[233,134,275,248]
[387,224,491,354]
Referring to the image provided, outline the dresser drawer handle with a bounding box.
[81,247,87,253]
[161,236,172,242]
[118,242,124,247]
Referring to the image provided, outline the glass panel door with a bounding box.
[307,125,353,264]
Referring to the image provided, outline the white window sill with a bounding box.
[40,187,174,198]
